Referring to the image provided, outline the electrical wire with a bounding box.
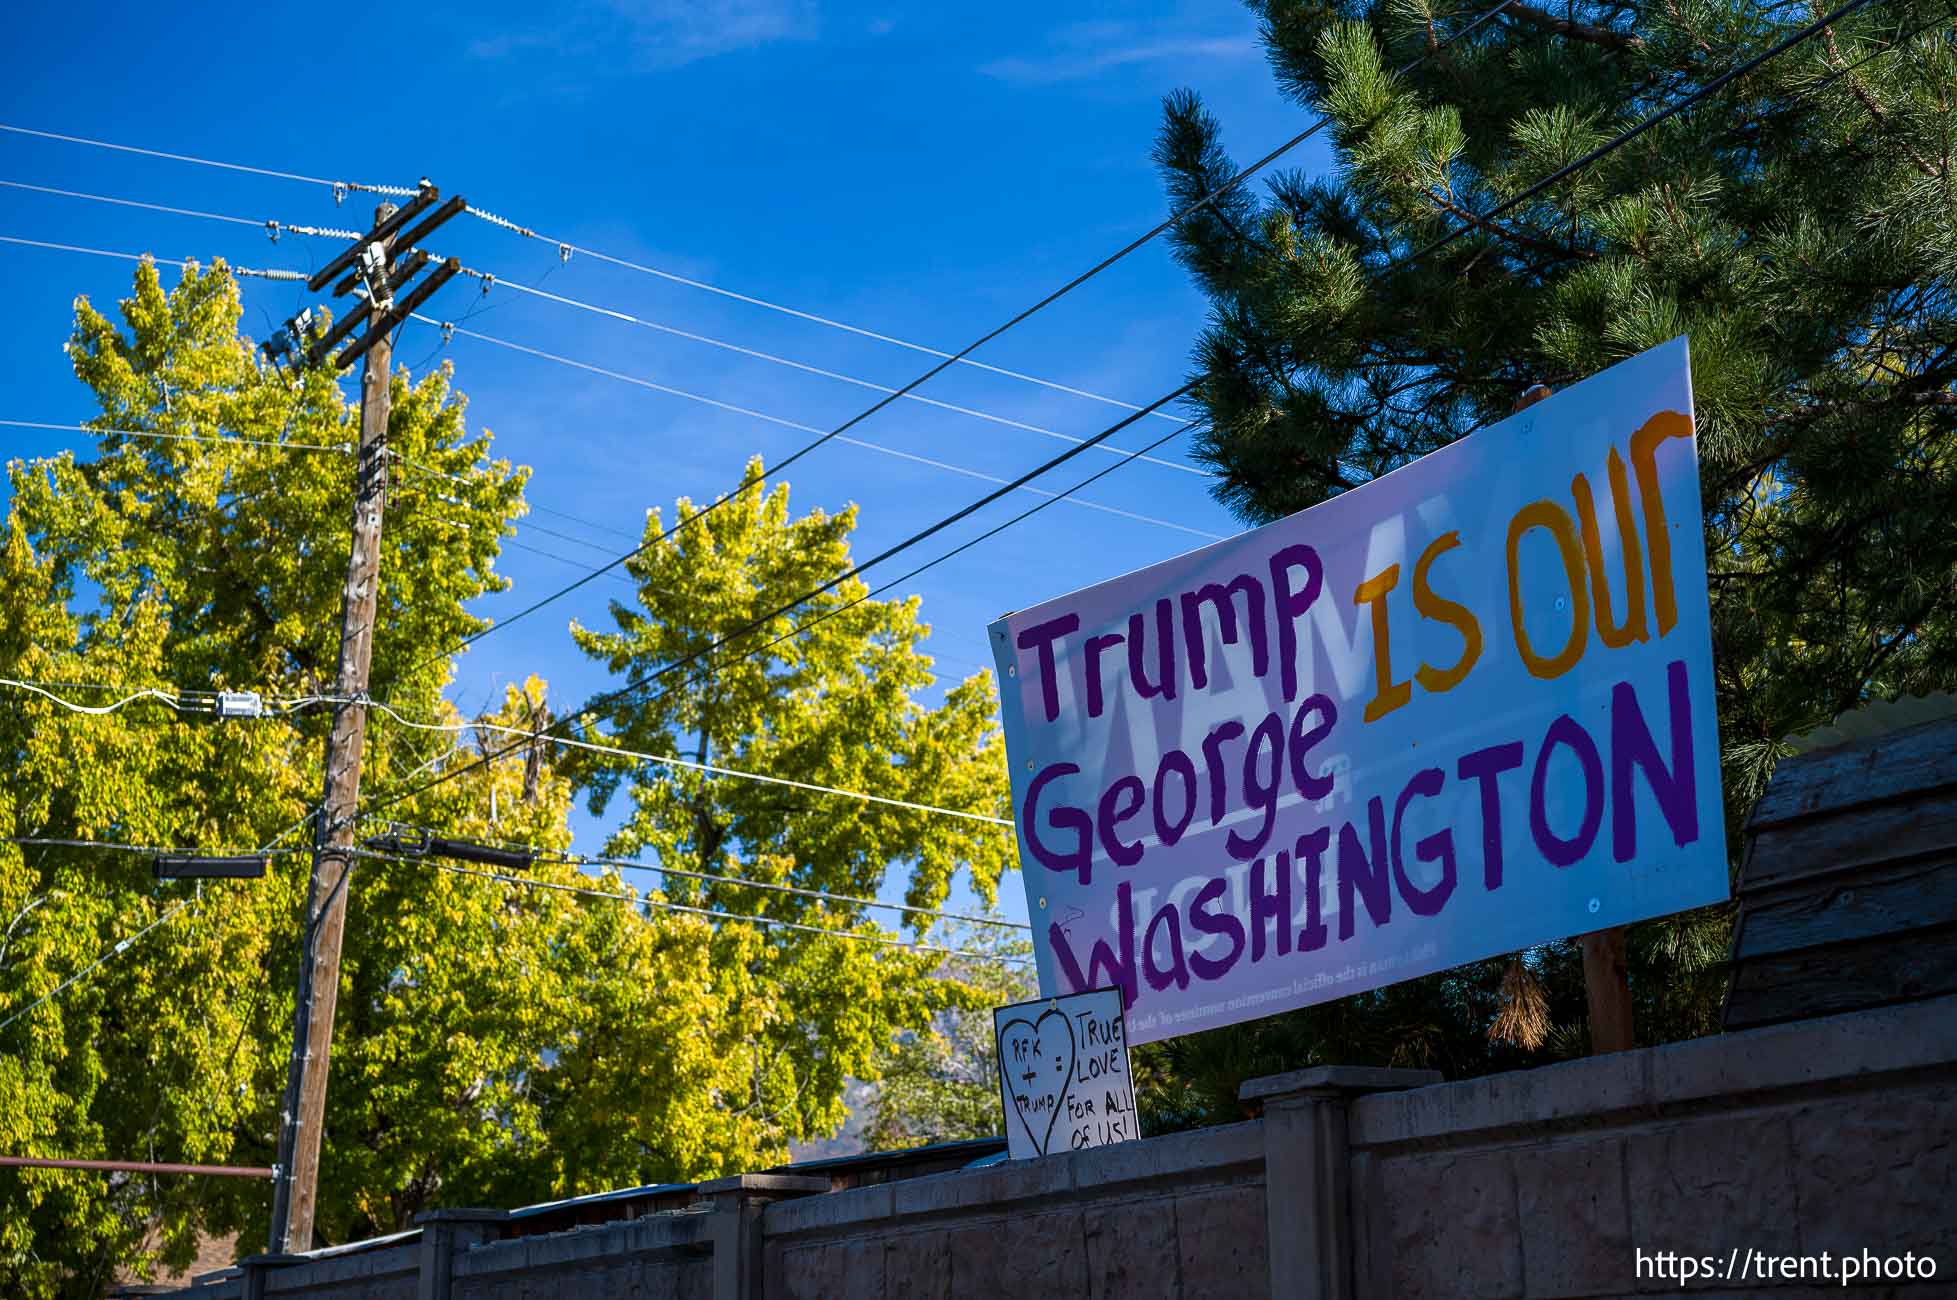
[387,457,645,544]
[0,675,1010,829]
[358,850,1030,966]
[451,268,1206,476]
[0,418,349,455]
[467,204,1200,427]
[0,678,191,716]
[0,179,358,240]
[406,318,1223,542]
[0,124,411,195]
[0,174,1207,478]
[366,817,1025,929]
[361,0,1868,822]
[378,0,1525,679]
[352,698,1012,827]
[617,419,1202,735]
[0,234,305,282]
[9,417,638,557]
[364,374,1194,823]
[1399,0,1883,268]
[0,899,193,1034]
[0,120,1174,427]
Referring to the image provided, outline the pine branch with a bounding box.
[1503,1,1646,51]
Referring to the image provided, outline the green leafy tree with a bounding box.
[861,925,1035,1151]
[570,461,1018,1160]
[0,257,536,1288]
[2,263,1026,1289]
[1136,0,1951,1119]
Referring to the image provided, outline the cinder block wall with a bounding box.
[155,997,1957,1300]
[1339,994,1957,1299]
[760,1120,1269,1300]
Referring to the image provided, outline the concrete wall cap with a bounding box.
[697,1172,831,1196]
[412,1206,509,1225]
[1239,1065,1443,1103]
[1348,993,1957,1149]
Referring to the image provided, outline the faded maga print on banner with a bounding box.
[989,339,1727,1044]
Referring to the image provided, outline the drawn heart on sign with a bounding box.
[998,1008,1076,1156]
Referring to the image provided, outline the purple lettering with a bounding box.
[1611,659,1698,861]
[1200,720,1246,828]
[1180,573,1269,690]
[1085,631,1124,719]
[1269,543,1325,703]
[1024,763,1093,884]
[1152,750,1197,847]
[1128,599,1177,702]
[1048,882,1137,1008]
[1296,828,1330,951]
[1186,876,1245,981]
[1096,776,1146,868]
[1248,851,1293,962]
[1391,767,1456,916]
[1336,797,1392,939]
[1228,712,1287,860]
[1287,693,1338,800]
[1142,900,1190,992]
[1457,741,1524,889]
[1530,715,1604,867]
[1016,613,1079,723]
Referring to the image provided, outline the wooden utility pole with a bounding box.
[266,190,464,1252]
[1511,381,1636,1055]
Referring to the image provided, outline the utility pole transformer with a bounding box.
[267,188,463,1251]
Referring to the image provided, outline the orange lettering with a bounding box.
[1353,566,1411,723]
[1571,448,1649,649]
[1628,410,1694,636]
[1411,531,1483,693]
[1507,501,1589,679]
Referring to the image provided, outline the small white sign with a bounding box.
[993,987,1138,1160]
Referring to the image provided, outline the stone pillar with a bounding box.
[1241,1065,1441,1300]
[699,1173,830,1300]
[414,1207,508,1300]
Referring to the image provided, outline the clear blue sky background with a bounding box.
[0,0,1333,930]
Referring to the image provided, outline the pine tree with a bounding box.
[1137,0,1954,1119]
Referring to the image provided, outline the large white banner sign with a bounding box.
[988,339,1727,1045]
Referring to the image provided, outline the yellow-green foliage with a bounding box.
[0,261,1011,1292]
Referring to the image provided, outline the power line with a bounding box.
[0,677,196,716]
[0,418,349,454]
[408,318,1223,541]
[0,179,359,240]
[559,420,1203,767]
[363,375,1195,822]
[0,234,304,282]
[387,455,646,544]
[450,268,1207,476]
[2,117,1175,427]
[1400,0,1882,268]
[6,418,637,557]
[367,818,1024,929]
[0,898,192,1034]
[360,850,1031,966]
[355,698,1012,827]
[378,0,1525,679]
[3,174,1206,478]
[468,202,1201,428]
[0,123,411,195]
[0,675,1010,829]
[360,0,1864,823]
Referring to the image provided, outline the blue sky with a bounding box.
[0,0,1332,928]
